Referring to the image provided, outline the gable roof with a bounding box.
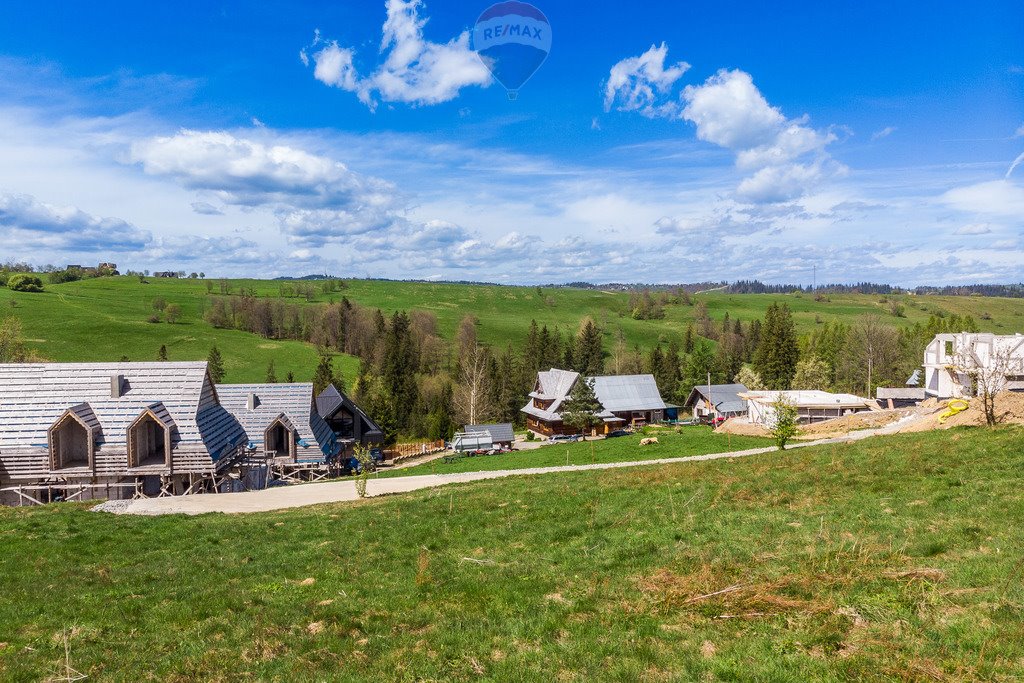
[522,369,665,423]
[682,383,749,411]
[591,375,667,412]
[465,423,515,443]
[316,384,384,438]
[0,362,243,459]
[216,383,335,457]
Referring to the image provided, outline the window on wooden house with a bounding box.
[128,411,170,468]
[49,413,92,470]
[264,420,295,459]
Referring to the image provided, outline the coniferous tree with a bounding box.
[683,323,696,354]
[157,345,168,361]
[753,303,799,389]
[312,347,343,394]
[745,318,762,362]
[662,340,683,400]
[561,377,602,439]
[683,340,721,390]
[648,345,666,391]
[573,318,604,375]
[206,345,224,383]
[265,359,278,383]
[285,370,295,383]
[380,311,418,431]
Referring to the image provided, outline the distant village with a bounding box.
[0,328,1020,506]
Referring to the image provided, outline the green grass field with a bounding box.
[381,426,771,478]
[2,275,1023,383]
[2,426,1022,681]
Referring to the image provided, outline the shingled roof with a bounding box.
[0,362,244,460]
[216,383,336,458]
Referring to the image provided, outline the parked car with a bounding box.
[549,434,579,443]
[606,429,630,438]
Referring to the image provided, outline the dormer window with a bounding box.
[264,415,297,460]
[48,405,97,470]
[127,406,174,468]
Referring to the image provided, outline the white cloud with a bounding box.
[871,126,897,141]
[954,223,992,235]
[304,0,492,110]
[1015,123,1024,138]
[0,191,150,251]
[941,179,1024,217]
[603,43,690,117]
[190,201,223,215]
[603,47,844,204]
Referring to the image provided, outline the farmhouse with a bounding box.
[0,362,247,504]
[216,383,337,463]
[522,368,666,436]
[740,390,876,427]
[315,384,384,452]
[681,383,749,420]
[923,332,1024,399]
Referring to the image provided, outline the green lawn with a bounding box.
[2,426,1023,681]
[0,276,358,383]
[381,427,772,477]
[3,277,1022,384]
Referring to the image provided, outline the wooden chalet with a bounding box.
[0,362,247,504]
[315,384,384,453]
[522,368,667,436]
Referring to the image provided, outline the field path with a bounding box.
[103,414,924,516]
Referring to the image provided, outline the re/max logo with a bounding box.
[481,24,543,41]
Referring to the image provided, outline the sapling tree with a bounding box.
[771,396,799,450]
[954,341,1024,426]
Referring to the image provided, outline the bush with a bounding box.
[48,268,83,284]
[147,313,162,324]
[8,274,44,292]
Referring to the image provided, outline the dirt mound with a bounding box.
[716,409,913,439]
[715,419,771,437]
[797,409,912,437]
[898,392,1024,432]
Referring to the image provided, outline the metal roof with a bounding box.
[315,384,383,438]
[682,383,749,409]
[465,423,515,443]
[522,369,665,421]
[217,383,335,456]
[0,362,244,459]
[591,374,667,412]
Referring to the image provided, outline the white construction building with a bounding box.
[923,333,1024,399]
[740,390,876,427]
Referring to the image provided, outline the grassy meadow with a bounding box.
[1,426,1023,681]
[382,426,772,478]
[2,275,1023,383]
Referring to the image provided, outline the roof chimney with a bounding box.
[111,373,124,398]
[247,392,259,410]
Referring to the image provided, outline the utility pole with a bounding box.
[707,371,713,420]
[813,265,816,292]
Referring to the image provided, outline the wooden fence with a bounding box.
[386,439,446,462]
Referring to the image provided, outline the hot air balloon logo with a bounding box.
[472,2,551,100]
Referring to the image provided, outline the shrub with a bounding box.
[48,268,82,284]
[771,397,799,450]
[8,274,44,292]
[147,314,162,324]
[165,303,182,324]
[152,298,167,311]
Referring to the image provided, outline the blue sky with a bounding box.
[0,0,1021,284]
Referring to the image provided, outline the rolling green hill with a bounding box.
[2,276,1022,384]
[1,426,1022,680]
